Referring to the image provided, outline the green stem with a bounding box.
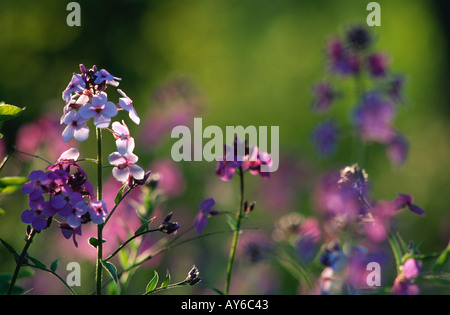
[7,229,36,295]
[95,128,104,295]
[225,167,245,295]
[388,232,403,274]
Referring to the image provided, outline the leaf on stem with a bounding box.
[0,102,25,122]
[161,270,171,289]
[88,237,106,248]
[102,260,118,283]
[28,256,47,270]
[114,184,126,205]
[50,259,60,273]
[0,238,19,256]
[146,271,159,293]
[433,241,450,273]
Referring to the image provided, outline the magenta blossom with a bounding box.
[242,146,272,178]
[62,73,86,103]
[391,258,422,295]
[21,197,49,231]
[117,89,140,125]
[79,92,118,128]
[22,170,49,200]
[367,53,389,78]
[112,121,135,155]
[108,151,145,183]
[194,198,219,233]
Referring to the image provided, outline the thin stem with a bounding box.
[225,167,245,295]
[13,146,52,165]
[104,228,160,262]
[27,264,76,295]
[7,229,36,295]
[353,72,366,167]
[95,128,104,295]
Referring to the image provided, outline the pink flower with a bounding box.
[79,92,118,128]
[108,151,144,183]
[61,111,90,142]
[117,89,140,125]
[87,200,108,225]
[112,121,135,155]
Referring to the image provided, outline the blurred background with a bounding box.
[0,0,448,294]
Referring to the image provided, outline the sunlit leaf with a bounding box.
[161,270,171,289]
[146,271,159,293]
[0,103,25,122]
[102,260,118,283]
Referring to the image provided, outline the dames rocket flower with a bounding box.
[79,92,118,129]
[61,111,90,142]
[117,89,140,125]
[193,198,219,233]
[108,151,145,183]
[112,121,135,155]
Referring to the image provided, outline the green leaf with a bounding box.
[50,259,60,273]
[0,238,19,256]
[0,176,28,194]
[0,208,5,217]
[225,214,237,230]
[114,185,126,205]
[161,270,171,289]
[102,260,118,283]
[28,256,46,270]
[146,271,159,293]
[134,221,149,236]
[88,237,105,248]
[0,103,25,122]
[433,241,450,273]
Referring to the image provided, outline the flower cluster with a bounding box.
[61,64,145,184]
[315,164,424,242]
[216,137,272,181]
[21,148,106,247]
[311,25,408,166]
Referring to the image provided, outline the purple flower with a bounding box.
[61,110,90,142]
[79,92,118,128]
[354,94,396,143]
[345,25,372,51]
[94,69,120,87]
[117,89,140,125]
[311,119,339,157]
[22,170,49,200]
[326,37,361,76]
[159,212,181,234]
[194,198,219,233]
[311,83,337,113]
[112,121,135,155]
[59,223,82,247]
[386,133,409,166]
[62,73,86,103]
[242,146,272,178]
[87,200,108,225]
[21,197,49,231]
[391,258,422,295]
[393,193,425,216]
[108,151,145,183]
[367,53,389,78]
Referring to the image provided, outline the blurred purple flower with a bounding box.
[367,53,389,78]
[386,133,409,166]
[311,83,337,113]
[393,193,425,217]
[311,119,339,157]
[354,94,396,143]
[194,198,219,233]
[242,146,272,179]
[391,258,422,295]
[326,37,361,76]
[149,159,185,197]
[296,217,322,263]
[345,25,372,51]
[79,92,118,129]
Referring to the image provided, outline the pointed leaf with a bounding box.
[114,185,126,205]
[0,103,25,122]
[161,270,171,289]
[50,259,60,273]
[88,237,105,248]
[28,256,46,270]
[102,260,118,283]
[0,238,19,256]
[433,241,450,273]
[146,271,159,293]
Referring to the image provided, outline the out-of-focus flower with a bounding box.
[242,146,272,179]
[320,242,346,272]
[108,151,145,183]
[79,92,118,129]
[393,193,425,217]
[296,217,322,263]
[61,111,90,142]
[391,258,422,295]
[310,119,339,157]
[353,94,396,144]
[117,89,140,125]
[367,53,389,78]
[386,133,409,166]
[236,231,272,264]
[345,25,372,51]
[149,159,185,197]
[326,37,361,76]
[112,121,135,155]
[193,198,219,233]
[311,83,338,113]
